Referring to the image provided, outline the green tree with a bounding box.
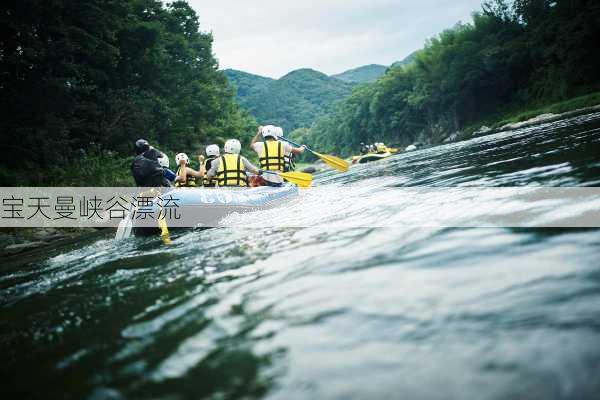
[0,0,255,184]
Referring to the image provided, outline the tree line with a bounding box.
[0,0,256,185]
[299,0,600,156]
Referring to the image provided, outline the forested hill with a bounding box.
[224,68,355,132]
[303,0,600,156]
[390,51,418,68]
[331,64,388,83]
[223,70,275,98]
[0,0,255,185]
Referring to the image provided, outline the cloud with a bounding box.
[187,0,483,78]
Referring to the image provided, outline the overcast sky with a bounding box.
[187,0,484,78]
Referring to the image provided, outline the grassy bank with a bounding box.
[56,153,134,186]
[0,152,133,186]
[494,92,600,127]
[462,92,600,137]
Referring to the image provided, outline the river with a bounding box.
[2,112,600,399]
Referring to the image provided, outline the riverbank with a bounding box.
[449,92,600,142]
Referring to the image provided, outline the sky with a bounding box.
[187,0,484,79]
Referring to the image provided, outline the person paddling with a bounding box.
[375,142,387,154]
[274,126,298,171]
[175,153,203,188]
[206,139,259,187]
[250,125,305,173]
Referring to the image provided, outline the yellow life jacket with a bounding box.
[175,166,196,187]
[259,140,285,171]
[216,154,247,187]
[202,156,217,187]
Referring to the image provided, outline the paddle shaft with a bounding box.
[279,136,349,173]
[278,136,316,156]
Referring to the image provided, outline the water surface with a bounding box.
[2,113,600,399]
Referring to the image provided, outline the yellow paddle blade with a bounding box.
[314,151,349,172]
[158,215,172,245]
[280,171,313,188]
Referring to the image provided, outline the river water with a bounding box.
[2,113,600,399]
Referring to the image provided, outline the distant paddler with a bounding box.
[359,142,369,155]
[351,142,396,164]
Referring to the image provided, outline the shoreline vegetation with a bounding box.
[465,92,600,136]
[460,92,600,141]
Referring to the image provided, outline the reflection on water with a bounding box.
[1,113,600,399]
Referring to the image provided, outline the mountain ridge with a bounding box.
[222,55,417,132]
[223,68,355,132]
[331,64,388,83]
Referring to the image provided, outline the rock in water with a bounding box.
[443,132,460,143]
[473,125,492,136]
[87,388,125,400]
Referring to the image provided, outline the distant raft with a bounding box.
[352,151,392,164]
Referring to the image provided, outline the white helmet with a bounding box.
[261,125,277,139]
[274,126,283,138]
[175,153,189,165]
[157,153,169,168]
[205,144,220,157]
[224,139,241,154]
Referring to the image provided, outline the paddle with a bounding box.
[279,137,349,172]
[115,203,134,240]
[115,188,167,241]
[261,170,313,188]
[157,213,172,245]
